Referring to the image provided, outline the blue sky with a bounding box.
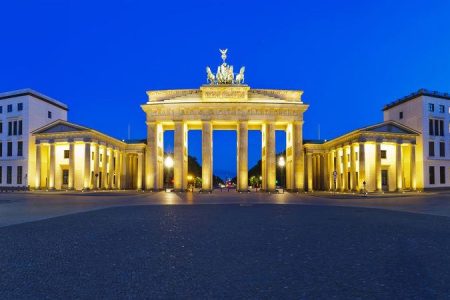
[1,0,450,179]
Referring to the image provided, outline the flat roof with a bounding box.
[0,88,68,111]
[383,88,450,111]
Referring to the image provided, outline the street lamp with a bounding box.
[164,155,174,191]
[187,174,193,192]
[278,156,285,193]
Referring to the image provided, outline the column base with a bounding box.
[396,188,403,193]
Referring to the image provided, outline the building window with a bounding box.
[440,166,446,184]
[7,142,12,157]
[17,103,23,111]
[64,150,70,159]
[13,121,17,136]
[17,166,22,184]
[429,119,444,136]
[429,103,435,112]
[8,122,12,136]
[399,111,403,119]
[0,166,2,183]
[0,142,2,157]
[7,104,12,113]
[439,105,445,113]
[6,166,12,184]
[0,106,2,113]
[0,122,2,134]
[17,141,23,156]
[440,142,445,157]
[18,120,22,135]
[429,166,435,184]
[48,111,52,119]
[429,141,435,157]
[381,150,387,159]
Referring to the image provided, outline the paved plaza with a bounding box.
[1,191,450,298]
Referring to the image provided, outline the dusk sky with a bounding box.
[1,0,450,179]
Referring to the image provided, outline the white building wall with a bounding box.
[27,95,67,188]
[0,91,68,188]
[384,94,450,189]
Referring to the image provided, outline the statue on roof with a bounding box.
[205,49,245,85]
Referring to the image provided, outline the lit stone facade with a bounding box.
[141,86,308,192]
[303,122,419,192]
[33,121,145,190]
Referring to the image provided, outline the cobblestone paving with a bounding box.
[1,204,450,299]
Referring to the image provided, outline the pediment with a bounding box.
[33,121,89,134]
[362,122,418,135]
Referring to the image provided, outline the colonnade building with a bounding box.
[1,51,449,192]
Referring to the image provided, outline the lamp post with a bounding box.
[278,156,285,193]
[164,155,174,192]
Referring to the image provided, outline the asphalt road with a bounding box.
[1,204,450,299]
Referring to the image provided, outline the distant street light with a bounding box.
[165,155,174,191]
[164,156,174,168]
[278,156,285,193]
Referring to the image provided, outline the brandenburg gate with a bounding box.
[141,50,309,192]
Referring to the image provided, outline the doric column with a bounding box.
[323,153,329,191]
[113,150,119,189]
[117,152,123,189]
[174,121,188,191]
[93,143,100,189]
[396,142,403,192]
[350,144,356,191]
[336,147,342,191]
[202,121,213,191]
[293,121,304,191]
[237,121,248,191]
[358,142,366,190]
[68,142,75,189]
[122,153,128,189]
[146,122,158,190]
[107,148,113,189]
[375,141,382,192]
[35,143,41,189]
[137,152,143,190]
[410,144,416,191]
[263,122,276,191]
[49,143,55,190]
[145,122,156,190]
[342,146,349,191]
[83,143,91,190]
[307,152,313,192]
[329,151,335,191]
[101,145,107,189]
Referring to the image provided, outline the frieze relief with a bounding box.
[147,107,303,118]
